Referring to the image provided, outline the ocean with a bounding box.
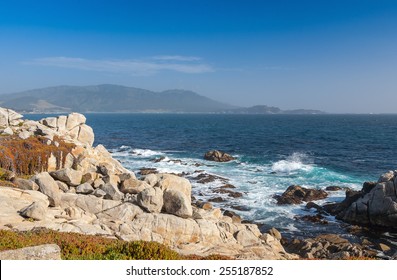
[28,113,397,246]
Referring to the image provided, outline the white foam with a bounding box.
[131,149,164,157]
[271,152,313,173]
[120,145,131,150]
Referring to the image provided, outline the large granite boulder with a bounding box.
[12,178,39,191]
[31,172,62,207]
[204,150,235,162]
[137,187,164,213]
[66,112,86,130]
[77,124,95,146]
[276,185,328,205]
[50,168,83,187]
[19,201,48,221]
[338,171,397,229]
[99,183,124,201]
[163,189,193,218]
[119,178,150,194]
[154,173,192,200]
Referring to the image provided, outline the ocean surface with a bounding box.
[28,113,397,247]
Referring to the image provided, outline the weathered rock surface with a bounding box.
[204,150,235,162]
[163,189,192,218]
[327,171,397,229]
[0,108,23,127]
[137,187,164,213]
[0,244,61,260]
[283,234,377,260]
[12,178,39,191]
[19,201,48,221]
[50,168,83,187]
[120,178,150,194]
[276,185,328,205]
[76,183,94,194]
[99,183,124,201]
[31,172,61,207]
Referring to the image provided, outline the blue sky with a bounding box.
[0,0,396,113]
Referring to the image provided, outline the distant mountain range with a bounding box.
[0,85,325,114]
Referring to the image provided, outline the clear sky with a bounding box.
[0,0,396,113]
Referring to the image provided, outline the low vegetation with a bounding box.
[0,229,232,260]
[0,135,75,176]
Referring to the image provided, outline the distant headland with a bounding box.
[0,84,325,114]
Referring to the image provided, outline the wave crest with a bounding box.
[271,152,313,173]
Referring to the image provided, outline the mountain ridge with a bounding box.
[0,84,325,114]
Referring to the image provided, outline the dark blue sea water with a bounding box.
[28,113,397,245]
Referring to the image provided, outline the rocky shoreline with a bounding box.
[0,107,396,260]
[0,108,294,260]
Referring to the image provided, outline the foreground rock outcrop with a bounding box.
[0,108,294,260]
[0,244,61,260]
[283,234,377,260]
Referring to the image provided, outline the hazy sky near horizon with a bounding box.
[0,0,396,113]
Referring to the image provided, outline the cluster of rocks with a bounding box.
[0,108,94,147]
[323,171,397,230]
[0,108,295,260]
[283,234,378,260]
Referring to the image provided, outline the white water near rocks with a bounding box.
[111,146,365,239]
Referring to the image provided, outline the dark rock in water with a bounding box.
[194,173,228,184]
[325,186,343,191]
[220,184,236,189]
[152,156,166,163]
[213,187,243,198]
[322,189,362,216]
[305,202,324,212]
[139,168,158,175]
[230,205,250,211]
[208,197,226,203]
[295,214,329,225]
[283,234,378,260]
[276,185,328,205]
[204,150,235,162]
[322,181,377,218]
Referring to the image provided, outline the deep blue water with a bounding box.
[27,113,397,244]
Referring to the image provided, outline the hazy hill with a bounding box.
[0,85,236,113]
[0,85,325,114]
